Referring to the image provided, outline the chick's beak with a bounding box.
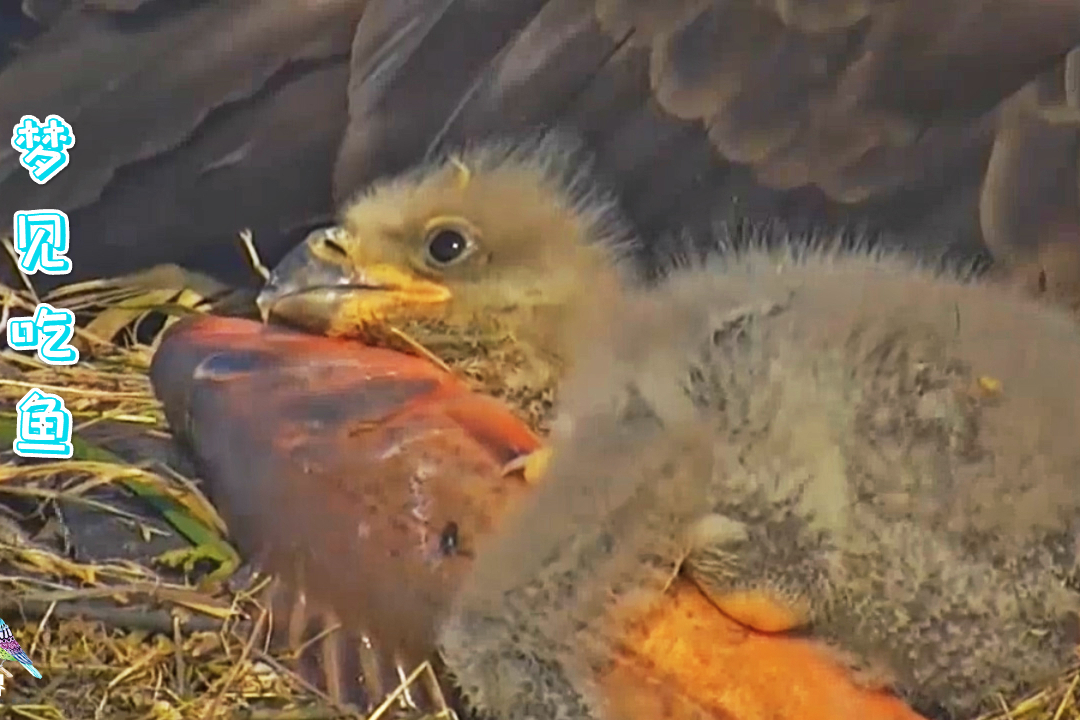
[256,228,452,337]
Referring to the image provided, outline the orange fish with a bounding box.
[151,314,928,720]
[151,314,540,702]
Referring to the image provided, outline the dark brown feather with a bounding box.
[6,0,1080,293]
[0,0,364,289]
[335,0,1080,272]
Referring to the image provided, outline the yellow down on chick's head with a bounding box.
[257,137,635,429]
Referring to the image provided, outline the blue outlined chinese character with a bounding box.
[12,210,71,275]
[13,388,73,459]
[5,316,37,351]
[4,303,79,366]
[34,304,78,365]
[10,115,75,185]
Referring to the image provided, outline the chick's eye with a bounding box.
[426,228,471,266]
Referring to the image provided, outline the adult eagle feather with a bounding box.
[1,0,1078,302]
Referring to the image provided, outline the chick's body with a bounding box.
[443,249,1080,720]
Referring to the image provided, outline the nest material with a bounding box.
[0,254,447,720]
[395,317,557,434]
[0,244,1076,720]
[0,359,359,719]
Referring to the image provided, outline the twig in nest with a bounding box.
[366,660,455,720]
[242,710,354,720]
[240,230,271,283]
[1050,671,1080,720]
[994,693,1017,720]
[0,598,230,636]
[0,377,148,399]
[388,327,453,375]
[250,650,357,719]
[204,605,268,719]
[173,612,187,697]
[29,599,56,657]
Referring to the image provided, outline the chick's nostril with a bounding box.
[321,237,348,257]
